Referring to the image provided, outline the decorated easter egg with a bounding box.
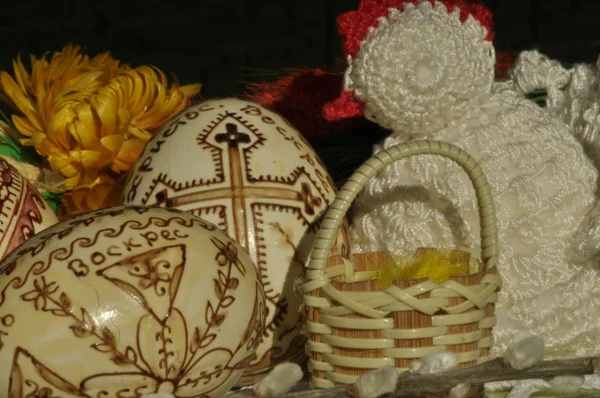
[122,97,350,383]
[0,206,266,397]
[0,156,58,260]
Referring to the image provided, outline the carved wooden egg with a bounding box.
[122,97,350,383]
[0,157,58,260]
[0,206,266,397]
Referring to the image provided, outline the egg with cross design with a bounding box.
[122,97,350,384]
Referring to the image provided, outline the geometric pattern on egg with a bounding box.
[0,206,265,397]
[122,98,350,384]
[0,157,58,260]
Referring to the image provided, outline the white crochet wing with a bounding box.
[510,51,600,269]
[567,200,600,269]
[510,51,600,158]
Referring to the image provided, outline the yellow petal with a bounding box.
[148,66,168,86]
[37,91,52,124]
[179,83,202,98]
[79,173,101,188]
[47,106,75,149]
[114,138,145,171]
[93,172,116,186]
[127,71,150,115]
[47,155,82,189]
[33,70,48,108]
[90,51,113,67]
[100,134,124,155]
[33,132,64,157]
[49,47,83,82]
[70,103,100,147]
[105,78,129,109]
[85,174,121,210]
[13,55,31,95]
[127,125,152,141]
[0,71,42,130]
[55,70,104,99]
[12,115,38,137]
[92,92,118,135]
[49,159,71,176]
[78,149,111,170]
[134,88,186,130]
[63,174,81,189]
[62,188,89,215]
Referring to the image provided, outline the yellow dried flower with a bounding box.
[0,45,201,216]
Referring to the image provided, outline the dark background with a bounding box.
[1,0,600,98]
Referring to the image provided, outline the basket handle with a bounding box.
[308,140,499,273]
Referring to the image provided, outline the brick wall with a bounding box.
[1,0,599,98]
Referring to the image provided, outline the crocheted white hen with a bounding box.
[324,0,600,359]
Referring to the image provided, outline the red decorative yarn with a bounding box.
[242,69,366,140]
[323,90,365,121]
[495,50,518,79]
[338,0,494,58]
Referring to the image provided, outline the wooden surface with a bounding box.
[224,357,599,398]
[1,0,600,98]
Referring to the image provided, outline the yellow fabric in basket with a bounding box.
[372,248,481,289]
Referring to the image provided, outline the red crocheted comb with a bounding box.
[339,0,494,58]
[323,0,494,121]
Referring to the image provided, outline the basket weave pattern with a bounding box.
[299,141,502,389]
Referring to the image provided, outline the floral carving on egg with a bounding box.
[123,98,350,382]
[0,157,58,259]
[0,206,266,397]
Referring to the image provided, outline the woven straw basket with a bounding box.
[299,141,502,389]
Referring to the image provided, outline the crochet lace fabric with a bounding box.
[511,50,600,270]
[344,1,600,358]
[346,2,495,135]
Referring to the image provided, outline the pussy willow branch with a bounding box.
[225,357,597,398]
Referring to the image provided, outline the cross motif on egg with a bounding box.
[123,98,350,383]
[215,123,252,147]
